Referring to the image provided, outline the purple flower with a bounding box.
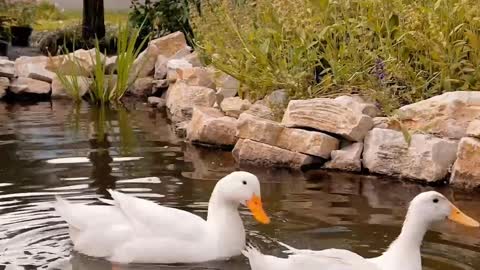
[374,58,386,82]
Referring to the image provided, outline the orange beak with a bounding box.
[448,203,480,227]
[246,194,270,224]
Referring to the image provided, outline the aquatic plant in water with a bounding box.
[52,19,148,105]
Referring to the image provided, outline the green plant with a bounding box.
[110,21,149,101]
[193,0,480,113]
[9,1,37,27]
[53,20,148,105]
[129,0,200,47]
[35,0,65,21]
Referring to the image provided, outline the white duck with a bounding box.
[243,191,479,270]
[54,171,270,264]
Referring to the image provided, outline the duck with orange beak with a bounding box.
[243,191,479,270]
[54,171,270,264]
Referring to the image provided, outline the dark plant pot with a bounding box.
[10,26,33,47]
[0,40,7,56]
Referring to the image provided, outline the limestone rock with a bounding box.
[237,113,339,159]
[0,77,8,98]
[14,56,48,77]
[130,77,154,97]
[9,77,51,95]
[166,59,192,82]
[183,52,202,67]
[373,117,391,129]
[177,67,215,88]
[241,103,275,121]
[150,31,189,58]
[132,44,161,79]
[397,91,480,139]
[166,81,216,122]
[363,128,458,182]
[233,139,315,169]
[132,32,189,79]
[51,75,91,99]
[46,49,104,76]
[220,97,252,118]
[215,71,239,98]
[105,56,117,74]
[282,98,374,141]
[0,59,14,78]
[265,89,289,107]
[324,142,363,172]
[147,96,165,107]
[154,55,168,80]
[236,113,284,145]
[450,137,480,188]
[334,95,380,118]
[25,63,55,83]
[466,120,480,138]
[187,107,238,147]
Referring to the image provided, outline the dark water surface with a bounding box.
[1,101,480,270]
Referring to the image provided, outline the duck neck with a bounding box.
[206,189,246,257]
[382,210,428,265]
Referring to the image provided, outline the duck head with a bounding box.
[214,171,270,224]
[408,191,479,227]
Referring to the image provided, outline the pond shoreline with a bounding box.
[1,31,480,190]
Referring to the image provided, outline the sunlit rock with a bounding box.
[46,48,104,77]
[51,75,91,99]
[233,139,317,169]
[282,98,374,141]
[176,67,215,88]
[130,77,154,97]
[166,59,193,83]
[186,106,238,147]
[324,142,363,172]
[466,119,480,138]
[133,32,190,79]
[334,95,380,118]
[396,91,480,139]
[237,113,339,159]
[214,70,239,98]
[241,102,275,121]
[363,128,458,182]
[9,77,51,95]
[220,97,251,118]
[0,77,8,98]
[183,52,202,67]
[166,81,216,122]
[0,58,14,78]
[450,137,480,188]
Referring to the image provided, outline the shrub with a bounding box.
[36,0,65,21]
[37,24,118,56]
[129,0,200,47]
[192,0,480,114]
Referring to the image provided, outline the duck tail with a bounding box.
[52,196,82,230]
[278,241,298,254]
[242,244,266,270]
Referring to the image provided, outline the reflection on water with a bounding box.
[0,101,480,270]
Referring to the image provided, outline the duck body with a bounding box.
[54,171,270,264]
[244,191,479,270]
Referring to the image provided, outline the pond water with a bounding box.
[1,101,480,270]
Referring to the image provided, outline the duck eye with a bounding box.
[242,180,247,185]
[433,198,439,203]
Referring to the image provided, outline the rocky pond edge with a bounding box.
[1,32,480,189]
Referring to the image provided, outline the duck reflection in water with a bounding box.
[88,133,117,194]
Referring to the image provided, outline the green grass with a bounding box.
[192,0,480,114]
[35,10,129,31]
